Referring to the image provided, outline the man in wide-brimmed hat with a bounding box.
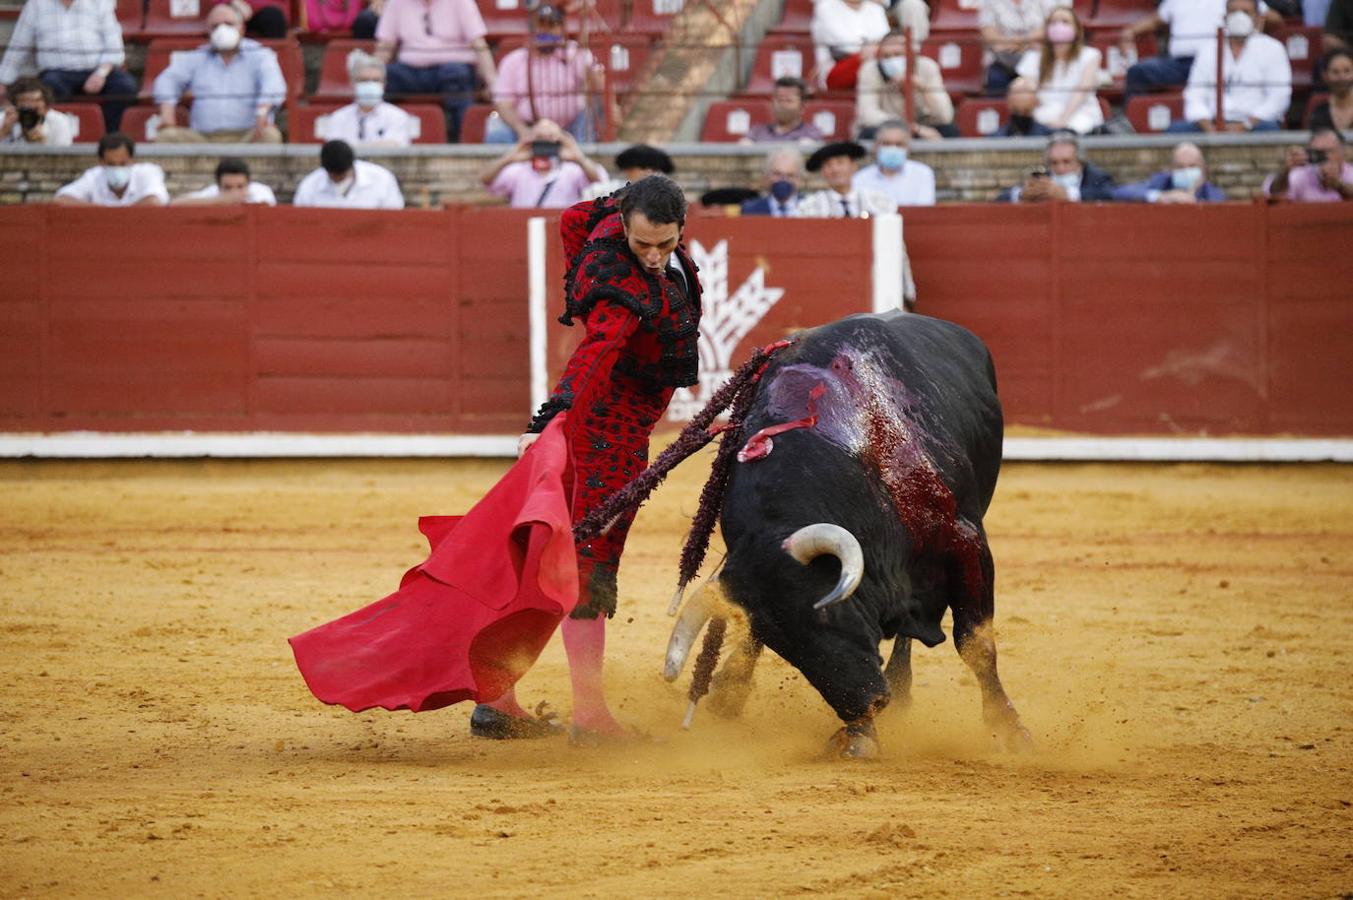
[798,140,896,218]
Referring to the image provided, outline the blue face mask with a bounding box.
[354,80,384,107]
[769,179,796,202]
[1171,166,1202,191]
[877,145,908,172]
[878,55,906,81]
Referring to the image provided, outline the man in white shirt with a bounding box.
[1,77,76,146]
[292,140,405,210]
[853,121,936,207]
[172,158,277,205]
[798,140,896,218]
[1121,0,1280,100]
[1171,0,1291,132]
[320,49,418,148]
[53,132,168,207]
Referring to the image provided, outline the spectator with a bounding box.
[811,0,891,90]
[1112,142,1227,203]
[0,0,138,133]
[2,77,76,146]
[798,140,896,217]
[53,132,168,207]
[152,4,286,144]
[1169,0,1290,133]
[580,143,675,201]
[352,0,382,39]
[1261,143,1309,197]
[322,49,418,147]
[214,0,288,38]
[1016,7,1103,135]
[1326,0,1353,53]
[856,31,956,140]
[741,146,806,216]
[480,119,605,209]
[993,77,1055,137]
[1120,0,1280,102]
[743,77,825,144]
[998,131,1115,202]
[375,0,496,142]
[293,139,405,209]
[488,4,602,144]
[172,157,277,205]
[1281,128,1353,201]
[979,0,1066,95]
[1307,0,1331,28]
[1310,49,1353,132]
[853,120,936,206]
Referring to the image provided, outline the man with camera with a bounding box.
[1281,129,1353,202]
[2,77,75,146]
[998,132,1116,203]
[480,118,605,209]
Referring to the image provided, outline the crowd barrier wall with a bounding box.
[1,203,1349,438]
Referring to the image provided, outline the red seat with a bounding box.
[1125,91,1183,133]
[955,97,1008,137]
[118,105,174,142]
[289,101,448,144]
[1087,0,1156,31]
[116,0,144,36]
[476,0,532,38]
[803,99,854,140]
[460,103,496,142]
[57,104,107,142]
[700,99,771,142]
[313,39,379,102]
[1279,25,1323,90]
[593,34,656,103]
[929,0,979,36]
[1090,32,1159,101]
[920,35,984,98]
[743,36,814,95]
[141,0,290,37]
[768,0,813,35]
[1304,91,1329,127]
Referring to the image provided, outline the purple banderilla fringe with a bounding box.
[572,341,788,553]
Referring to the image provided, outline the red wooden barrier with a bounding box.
[1,203,1349,438]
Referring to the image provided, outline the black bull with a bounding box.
[673,312,1031,757]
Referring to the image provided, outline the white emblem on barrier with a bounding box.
[666,240,786,423]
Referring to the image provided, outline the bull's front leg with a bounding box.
[884,636,913,710]
[707,635,764,719]
[949,529,1033,753]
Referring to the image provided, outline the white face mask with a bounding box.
[1171,166,1203,191]
[1052,171,1080,191]
[354,80,384,108]
[1225,10,1255,39]
[210,23,241,52]
[878,55,906,81]
[104,165,131,190]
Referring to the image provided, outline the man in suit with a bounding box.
[998,132,1116,202]
[741,146,806,216]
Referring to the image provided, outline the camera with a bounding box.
[17,107,40,131]
[1028,167,1049,179]
[1306,148,1328,165]
[531,139,561,159]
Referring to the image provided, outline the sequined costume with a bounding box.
[526,194,702,619]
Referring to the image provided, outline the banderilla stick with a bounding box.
[682,616,727,729]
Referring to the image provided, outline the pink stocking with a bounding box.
[561,616,625,734]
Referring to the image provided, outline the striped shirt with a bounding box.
[0,0,126,84]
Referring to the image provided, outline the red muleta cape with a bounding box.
[288,417,578,713]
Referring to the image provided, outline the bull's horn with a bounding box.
[664,583,723,682]
[782,523,864,610]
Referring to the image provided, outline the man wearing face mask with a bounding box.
[53,132,168,207]
[1113,142,1227,203]
[480,118,605,209]
[487,3,602,143]
[1,78,76,146]
[152,4,286,144]
[798,140,897,218]
[322,49,417,147]
[293,139,405,209]
[741,147,806,216]
[853,121,936,207]
[999,132,1115,202]
[1121,0,1279,102]
[855,30,955,141]
[1170,0,1290,133]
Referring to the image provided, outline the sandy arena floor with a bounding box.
[2,453,1351,898]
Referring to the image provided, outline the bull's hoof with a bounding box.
[706,673,753,719]
[826,723,879,760]
[999,723,1035,754]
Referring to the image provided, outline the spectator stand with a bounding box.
[59,104,109,143]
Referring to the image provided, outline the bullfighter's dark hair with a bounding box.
[619,174,687,228]
[215,157,251,183]
[97,131,135,159]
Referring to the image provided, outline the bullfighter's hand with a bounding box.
[517,432,540,457]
